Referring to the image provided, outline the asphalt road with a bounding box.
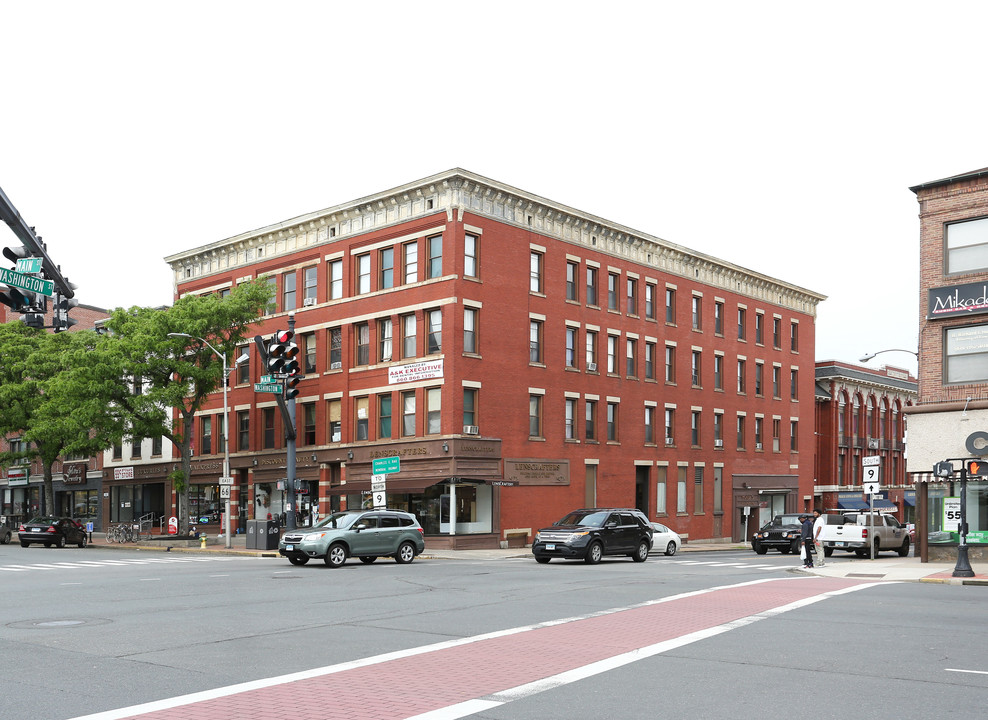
[1,544,985,720]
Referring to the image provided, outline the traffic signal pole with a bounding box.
[285,312,297,531]
[933,459,975,578]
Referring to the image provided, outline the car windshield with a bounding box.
[26,517,57,525]
[557,511,608,527]
[314,512,359,530]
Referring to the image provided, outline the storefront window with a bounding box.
[927,482,988,545]
[110,483,165,524]
[57,489,98,521]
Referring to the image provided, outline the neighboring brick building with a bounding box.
[0,301,110,527]
[814,361,916,521]
[159,169,825,548]
[908,167,988,561]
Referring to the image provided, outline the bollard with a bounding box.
[200,534,207,549]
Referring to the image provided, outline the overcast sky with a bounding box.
[5,1,988,375]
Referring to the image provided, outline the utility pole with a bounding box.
[285,312,297,531]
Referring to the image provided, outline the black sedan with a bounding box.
[19,517,88,548]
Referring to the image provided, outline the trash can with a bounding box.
[245,520,258,550]
[259,520,280,550]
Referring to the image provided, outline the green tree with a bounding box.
[0,323,125,515]
[103,280,270,536]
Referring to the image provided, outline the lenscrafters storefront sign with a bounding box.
[929,281,988,318]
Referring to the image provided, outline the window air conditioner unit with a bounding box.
[303,297,316,307]
[330,361,342,370]
[756,442,763,450]
[587,362,598,372]
[463,425,479,435]
[665,437,674,446]
[714,439,723,447]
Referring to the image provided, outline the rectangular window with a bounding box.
[737,307,746,341]
[355,323,370,366]
[946,324,988,384]
[263,408,276,449]
[428,235,443,279]
[665,345,675,383]
[237,347,250,384]
[736,415,746,450]
[529,394,543,437]
[691,350,701,387]
[645,341,655,380]
[566,261,579,301]
[565,327,578,369]
[283,271,297,311]
[773,366,781,398]
[585,400,597,441]
[694,466,704,514]
[691,410,700,446]
[380,248,394,290]
[586,266,598,306]
[755,313,764,344]
[463,388,477,427]
[644,406,655,444]
[714,354,723,390]
[713,467,723,513]
[200,416,212,455]
[791,322,799,352]
[586,330,598,370]
[677,467,687,514]
[327,399,341,443]
[566,398,578,440]
[606,402,618,442]
[379,395,392,439]
[714,412,723,445]
[426,387,441,435]
[530,320,543,364]
[626,338,637,377]
[790,368,798,399]
[464,308,478,354]
[656,466,667,515]
[773,419,781,452]
[692,296,702,330]
[329,259,343,299]
[946,216,988,274]
[626,277,637,315]
[737,359,746,394]
[607,334,618,374]
[304,333,317,374]
[265,276,277,314]
[755,417,763,449]
[773,317,782,349]
[607,272,619,310]
[329,327,342,369]
[303,266,318,304]
[464,234,479,278]
[645,283,655,320]
[665,288,676,323]
[714,301,724,335]
[396,314,414,359]
[530,251,543,293]
[402,391,416,437]
[378,318,393,362]
[237,411,249,452]
[790,420,799,451]
[403,242,418,284]
[665,408,674,444]
[132,436,142,459]
[427,309,442,354]
[357,254,370,294]
[354,397,369,441]
[303,403,316,446]
[755,362,763,396]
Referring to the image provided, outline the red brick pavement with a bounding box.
[75,577,872,720]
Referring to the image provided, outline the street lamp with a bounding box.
[859,349,919,363]
[168,332,245,549]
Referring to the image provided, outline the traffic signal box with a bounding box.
[967,460,988,477]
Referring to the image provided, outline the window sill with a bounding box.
[528,436,546,442]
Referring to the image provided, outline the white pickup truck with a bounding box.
[818,513,911,558]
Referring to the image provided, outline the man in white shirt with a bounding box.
[812,509,826,568]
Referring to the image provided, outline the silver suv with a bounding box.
[279,509,425,568]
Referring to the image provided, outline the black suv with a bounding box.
[751,514,805,554]
[532,508,653,564]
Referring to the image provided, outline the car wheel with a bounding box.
[78,535,87,549]
[359,556,377,564]
[1,531,10,545]
[753,543,768,555]
[56,535,66,549]
[535,556,550,564]
[584,541,603,564]
[288,555,309,566]
[20,541,30,548]
[324,543,347,568]
[631,540,649,562]
[665,541,678,556]
[898,538,910,557]
[874,538,881,556]
[394,541,416,564]
[824,547,834,557]
[855,548,869,558]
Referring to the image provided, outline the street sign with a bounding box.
[15,257,42,274]
[863,479,881,495]
[862,456,881,467]
[219,486,231,499]
[371,474,387,492]
[372,490,387,508]
[863,464,881,491]
[219,476,234,486]
[259,374,276,384]
[0,266,53,297]
[372,456,400,474]
[254,382,283,393]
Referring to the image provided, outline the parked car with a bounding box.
[818,512,910,558]
[18,517,88,548]
[750,514,806,555]
[532,508,653,564]
[0,517,12,544]
[279,509,425,568]
[649,522,681,556]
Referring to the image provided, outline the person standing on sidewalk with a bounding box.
[799,514,815,568]
[812,509,826,568]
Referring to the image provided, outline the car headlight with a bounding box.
[565,531,590,544]
[534,531,541,543]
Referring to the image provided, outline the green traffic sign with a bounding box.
[0,267,53,297]
[15,257,42,274]
[372,456,400,474]
[254,382,283,394]
[259,374,276,384]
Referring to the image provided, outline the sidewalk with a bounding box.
[86,534,988,585]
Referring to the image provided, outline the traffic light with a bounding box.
[21,312,44,328]
[933,461,954,478]
[266,329,298,373]
[967,460,988,477]
[52,292,79,332]
[285,364,301,400]
[2,244,33,266]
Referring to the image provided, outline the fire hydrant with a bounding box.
[200,534,207,549]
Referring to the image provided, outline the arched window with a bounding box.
[866,396,876,438]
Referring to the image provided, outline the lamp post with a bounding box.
[859,349,919,363]
[168,332,234,549]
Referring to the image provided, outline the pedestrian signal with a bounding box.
[967,460,988,477]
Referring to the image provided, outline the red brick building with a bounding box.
[814,361,916,520]
[162,169,825,548]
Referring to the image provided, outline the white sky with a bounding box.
[5,1,988,375]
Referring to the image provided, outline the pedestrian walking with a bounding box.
[812,509,826,567]
[799,514,815,568]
